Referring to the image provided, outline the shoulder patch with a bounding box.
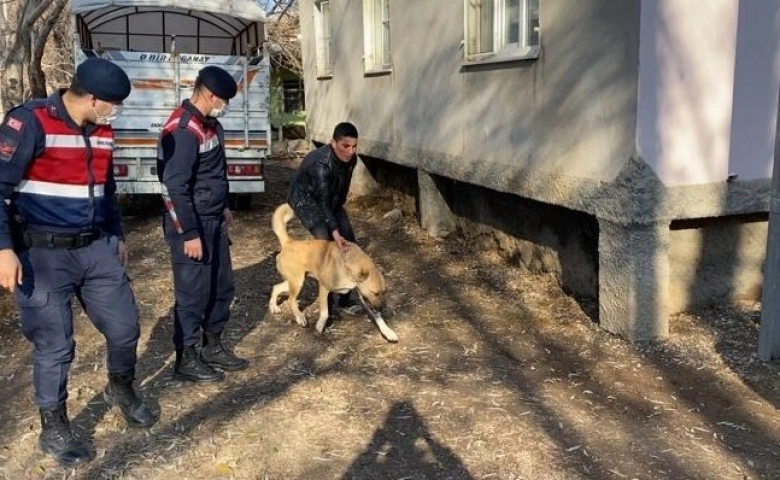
[0,136,18,162]
[0,112,26,162]
[5,117,22,131]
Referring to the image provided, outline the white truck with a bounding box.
[70,0,271,209]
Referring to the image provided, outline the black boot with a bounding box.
[201,331,249,371]
[174,345,225,382]
[39,404,93,466]
[104,372,156,428]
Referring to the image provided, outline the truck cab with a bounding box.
[70,0,271,209]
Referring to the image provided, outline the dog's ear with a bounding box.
[357,269,370,282]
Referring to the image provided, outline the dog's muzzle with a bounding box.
[357,292,385,316]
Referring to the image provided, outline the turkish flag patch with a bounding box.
[5,117,22,131]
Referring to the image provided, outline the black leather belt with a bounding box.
[24,230,101,249]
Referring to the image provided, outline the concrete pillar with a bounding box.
[598,218,670,340]
[350,156,380,198]
[418,170,456,239]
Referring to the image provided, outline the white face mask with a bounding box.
[94,104,122,125]
[209,98,228,118]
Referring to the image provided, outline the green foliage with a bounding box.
[270,74,306,128]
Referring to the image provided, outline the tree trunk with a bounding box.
[0,1,10,113]
[2,0,64,111]
[29,0,68,98]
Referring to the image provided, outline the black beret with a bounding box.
[76,58,131,102]
[198,66,238,100]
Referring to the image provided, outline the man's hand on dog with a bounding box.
[332,230,351,252]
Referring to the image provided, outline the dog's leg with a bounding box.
[358,294,399,343]
[286,276,308,327]
[315,284,331,334]
[269,280,289,314]
[372,314,399,343]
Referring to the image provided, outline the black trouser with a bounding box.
[308,207,356,243]
[164,215,235,348]
[308,208,359,308]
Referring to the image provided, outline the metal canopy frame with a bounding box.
[72,1,266,55]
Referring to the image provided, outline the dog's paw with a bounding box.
[269,303,282,314]
[315,314,330,334]
[380,327,399,343]
[374,315,399,343]
[294,313,308,327]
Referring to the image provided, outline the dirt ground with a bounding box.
[2,155,780,480]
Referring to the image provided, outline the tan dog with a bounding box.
[269,203,398,342]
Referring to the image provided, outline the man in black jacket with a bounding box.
[287,122,364,316]
[158,66,249,382]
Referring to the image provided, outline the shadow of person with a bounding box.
[340,401,475,480]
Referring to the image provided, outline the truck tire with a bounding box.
[230,193,253,211]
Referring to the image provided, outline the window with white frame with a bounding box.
[314,1,333,76]
[465,0,539,62]
[363,0,391,72]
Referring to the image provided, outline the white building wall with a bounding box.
[729,1,780,180]
[637,0,780,187]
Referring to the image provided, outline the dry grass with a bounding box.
[0,156,779,479]
[0,291,16,320]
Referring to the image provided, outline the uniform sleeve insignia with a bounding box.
[0,136,18,162]
[5,117,22,131]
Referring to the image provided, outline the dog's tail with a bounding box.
[272,203,295,246]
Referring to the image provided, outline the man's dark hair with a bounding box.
[333,122,358,140]
[68,76,90,98]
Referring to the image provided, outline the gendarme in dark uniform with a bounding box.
[157,65,248,382]
[0,57,156,467]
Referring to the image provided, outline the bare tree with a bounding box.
[0,0,70,113]
[40,7,74,93]
[266,0,302,77]
[29,0,68,99]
